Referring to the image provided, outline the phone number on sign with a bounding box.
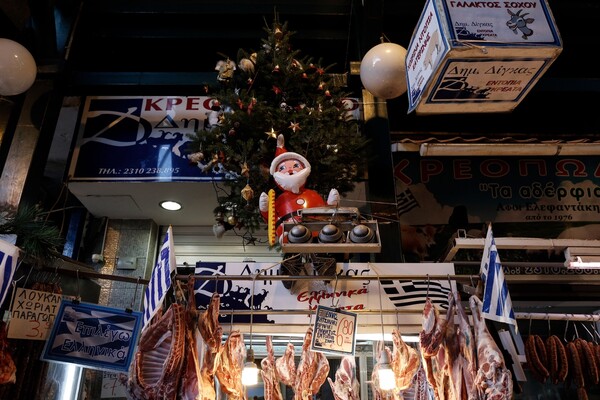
[98,167,181,175]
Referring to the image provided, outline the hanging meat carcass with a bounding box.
[179,278,204,400]
[391,328,421,391]
[126,303,187,400]
[370,340,401,400]
[262,336,284,400]
[179,280,223,400]
[293,327,330,400]
[196,292,224,400]
[419,297,451,400]
[215,330,246,400]
[327,355,360,400]
[469,296,513,400]
[275,341,297,387]
[0,321,16,385]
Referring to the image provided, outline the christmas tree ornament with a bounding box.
[272,85,282,95]
[289,121,301,133]
[325,90,331,98]
[0,39,37,96]
[301,72,308,79]
[360,41,408,99]
[215,58,236,82]
[265,128,278,139]
[274,25,283,39]
[241,184,254,201]
[241,162,250,177]
[227,214,238,226]
[272,65,281,73]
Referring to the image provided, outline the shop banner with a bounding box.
[42,300,142,372]
[193,261,456,335]
[69,96,222,182]
[68,96,360,182]
[394,153,600,264]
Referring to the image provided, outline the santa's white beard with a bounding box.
[273,168,310,194]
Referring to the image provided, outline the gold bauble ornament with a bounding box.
[227,215,238,226]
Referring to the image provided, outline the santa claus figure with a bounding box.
[259,134,339,242]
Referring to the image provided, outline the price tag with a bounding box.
[7,287,67,340]
[311,305,357,356]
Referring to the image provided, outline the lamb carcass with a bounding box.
[276,342,297,387]
[328,355,360,400]
[293,327,330,400]
[469,296,513,400]
[391,328,421,391]
[126,303,186,400]
[215,330,246,400]
[262,336,284,400]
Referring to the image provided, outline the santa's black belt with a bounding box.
[275,210,302,228]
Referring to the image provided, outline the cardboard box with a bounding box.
[406,0,562,114]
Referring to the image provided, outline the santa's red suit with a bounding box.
[259,134,339,242]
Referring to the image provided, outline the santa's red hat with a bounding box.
[270,134,311,175]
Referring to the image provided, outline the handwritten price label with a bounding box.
[311,305,357,356]
[7,288,66,340]
[101,371,128,398]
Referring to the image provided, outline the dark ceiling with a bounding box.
[2,0,599,139]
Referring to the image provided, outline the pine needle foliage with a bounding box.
[186,20,369,236]
[0,204,63,267]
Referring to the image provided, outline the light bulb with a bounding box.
[241,361,258,385]
[377,364,395,391]
[241,348,258,385]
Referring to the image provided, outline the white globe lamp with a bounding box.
[0,38,37,96]
[360,42,407,100]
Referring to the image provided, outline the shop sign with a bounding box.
[7,287,71,340]
[68,95,361,183]
[192,261,456,335]
[394,153,600,264]
[41,300,142,372]
[311,305,357,356]
[406,0,562,114]
[68,96,222,182]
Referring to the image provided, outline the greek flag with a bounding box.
[0,238,19,308]
[480,224,516,325]
[142,226,177,330]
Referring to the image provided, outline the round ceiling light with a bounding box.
[160,200,182,211]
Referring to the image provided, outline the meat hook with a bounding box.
[331,273,340,308]
[127,276,141,313]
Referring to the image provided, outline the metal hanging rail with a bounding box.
[43,258,600,324]
[514,312,600,322]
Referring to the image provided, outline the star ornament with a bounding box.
[289,121,301,133]
[265,127,278,139]
[241,162,250,176]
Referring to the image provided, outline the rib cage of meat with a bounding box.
[126,302,186,400]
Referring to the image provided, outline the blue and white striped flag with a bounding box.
[480,224,516,326]
[0,238,19,309]
[142,226,177,330]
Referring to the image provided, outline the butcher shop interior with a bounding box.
[1,0,600,399]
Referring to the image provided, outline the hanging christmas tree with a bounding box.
[186,20,368,240]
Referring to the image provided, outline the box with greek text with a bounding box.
[406,0,562,114]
